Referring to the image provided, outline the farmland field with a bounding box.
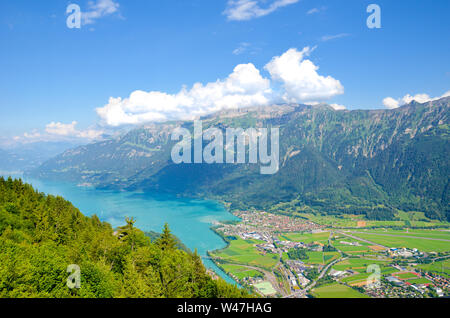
[341,266,397,285]
[394,272,419,280]
[417,259,450,278]
[304,251,339,265]
[353,229,450,241]
[407,277,432,285]
[279,231,330,244]
[211,238,279,269]
[311,283,369,298]
[332,258,390,271]
[220,264,264,280]
[288,213,449,229]
[332,239,371,253]
[254,282,277,296]
[347,232,450,252]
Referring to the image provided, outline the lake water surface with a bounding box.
[4,174,239,285]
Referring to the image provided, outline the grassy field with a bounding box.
[332,237,372,253]
[340,266,397,285]
[279,231,330,244]
[220,264,264,280]
[285,212,449,229]
[347,232,450,252]
[254,282,277,296]
[417,259,450,278]
[365,220,449,228]
[332,258,390,271]
[212,238,279,269]
[303,251,340,265]
[311,283,369,298]
[332,258,396,286]
[353,229,450,240]
[292,213,360,227]
[407,277,433,285]
[394,272,419,280]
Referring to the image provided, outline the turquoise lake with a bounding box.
[3,174,239,285]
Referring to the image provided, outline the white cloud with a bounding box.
[23,131,41,139]
[45,121,78,136]
[307,8,319,14]
[82,0,120,25]
[330,103,347,111]
[233,42,251,55]
[97,64,272,126]
[383,91,450,109]
[382,97,400,109]
[45,121,104,139]
[96,47,345,126]
[224,0,299,21]
[265,47,344,103]
[321,33,350,42]
[307,6,326,15]
[14,122,104,143]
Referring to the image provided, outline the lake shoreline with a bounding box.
[1,173,241,286]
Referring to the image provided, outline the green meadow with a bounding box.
[287,212,449,229]
[212,238,279,269]
[332,239,372,253]
[417,259,450,278]
[408,277,433,285]
[311,283,369,298]
[347,232,450,252]
[304,251,340,265]
[279,231,330,244]
[254,282,277,296]
[332,258,390,271]
[394,272,419,280]
[220,264,264,280]
[354,229,450,241]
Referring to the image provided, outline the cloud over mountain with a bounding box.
[96,48,345,126]
[96,63,272,126]
[45,121,104,139]
[265,47,344,103]
[13,122,104,144]
[383,91,450,109]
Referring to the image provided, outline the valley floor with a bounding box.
[209,210,450,298]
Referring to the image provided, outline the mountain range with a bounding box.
[0,141,80,173]
[28,97,450,221]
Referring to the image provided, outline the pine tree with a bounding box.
[156,223,177,251]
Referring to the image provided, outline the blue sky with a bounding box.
[0,0,449,144]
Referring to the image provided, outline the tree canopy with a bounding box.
[0,177,251,298]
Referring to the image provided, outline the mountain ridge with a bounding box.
[28,97,450,221]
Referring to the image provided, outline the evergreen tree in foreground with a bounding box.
[156,223,177,251]
[0,177,251,298]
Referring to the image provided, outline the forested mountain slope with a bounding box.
[0,177,249,298]
[29,98,450,221]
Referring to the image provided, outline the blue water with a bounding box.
[2,174,239,285]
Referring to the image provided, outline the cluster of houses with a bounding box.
[388,247,423,258]
[328,269,356,279]
[285,260,311,287]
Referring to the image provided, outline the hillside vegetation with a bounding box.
[29,98,450,221]
[0,177,249,298]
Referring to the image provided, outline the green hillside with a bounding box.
[0,177,249,298]
[29,98,450,221]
